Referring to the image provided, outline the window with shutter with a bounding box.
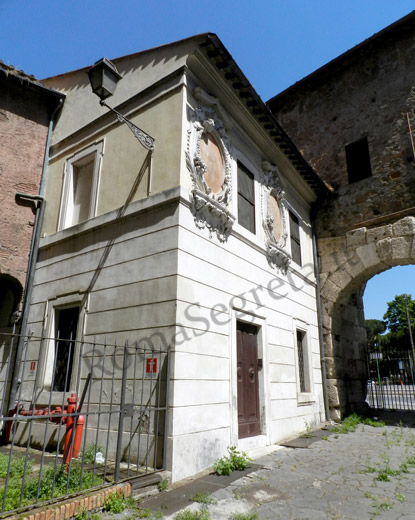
[237,162,255,233]
[289,211,302,266]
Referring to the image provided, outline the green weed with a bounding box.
[133,508,163,519]
[399,462,410,473]
[23,460,104,502]
[300,420,314,438]
[377,500,393,512]
[364,491,394,515]
[405,456,415,466]
[82,444,104,464]
[0,458,104,513]
[103,490,127,514]
[158,478,169,492]
[174,507,210,520]
[362,417,385,428]
[190,492,215,505]
[230,512,258,520]
[0,453,33,478]
[213,446,251,476]
[331,414,361,434]
[405,434,415,447]
[331,414,384,434]
[74,510,88,520]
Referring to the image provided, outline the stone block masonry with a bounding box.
[269,13,415,419]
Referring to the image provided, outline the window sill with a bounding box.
[297,392,315,406]
[232,221,265,253]
[35,390,77,408]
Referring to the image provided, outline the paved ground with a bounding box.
[135,415,415,519]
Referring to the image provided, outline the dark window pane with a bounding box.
[238,162,255,233]
[238,195,255,233]
[238,163,254,203]
[345,137,372,184]
[289,211,302,266]
[53,306,79,392]
[290,213,300,241]
[291,240,302,266]
[297,330,306,393]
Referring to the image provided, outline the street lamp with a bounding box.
[87,58,154,152]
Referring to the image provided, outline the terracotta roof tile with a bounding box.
[0,59,41,84]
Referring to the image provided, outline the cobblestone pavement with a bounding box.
[158,421,415,519]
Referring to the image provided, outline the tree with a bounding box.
[383,294,415,334]
[365,319,386,349]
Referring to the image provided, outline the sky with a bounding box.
[1,0,414,320]
[1,0,415,99]
[364,266,415,322]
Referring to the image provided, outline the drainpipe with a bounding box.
[311,208,330,422]
[6,99,63,417]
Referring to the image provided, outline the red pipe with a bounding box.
[4,406,17,444]
[7,394,85,463]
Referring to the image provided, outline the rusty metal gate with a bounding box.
[0,329,170,515]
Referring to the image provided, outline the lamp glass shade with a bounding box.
[87,58,122,100]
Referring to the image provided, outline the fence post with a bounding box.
[163,346,171,471]
[115,341,129,482]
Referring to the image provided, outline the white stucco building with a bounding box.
[25,34,328,482]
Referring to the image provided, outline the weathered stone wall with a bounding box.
[320,216,415,418]
[268,14,415,418]
[269,16,415,239]
[0,77,51,311]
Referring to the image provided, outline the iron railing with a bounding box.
[0,330,170,515]
[366,381,415,411]
[366,346,415,411]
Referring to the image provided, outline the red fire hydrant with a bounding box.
[63,393,84,463]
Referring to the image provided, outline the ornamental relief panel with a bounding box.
[186,88,234,242]
[261,161,291,273]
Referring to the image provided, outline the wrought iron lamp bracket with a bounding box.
[100,100,155,152]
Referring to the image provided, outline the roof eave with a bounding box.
[199,33,328,199]
[0,64,65,107]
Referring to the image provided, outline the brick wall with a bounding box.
[0,78,51,302]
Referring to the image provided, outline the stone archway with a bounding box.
[0,275,22,330]
[318,216,415,420]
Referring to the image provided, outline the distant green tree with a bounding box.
[366,295,415,382]
[365,319,386,349]
[383,294,415,334]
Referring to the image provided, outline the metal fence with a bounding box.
[366,346,415,411]
[0,330,170,515]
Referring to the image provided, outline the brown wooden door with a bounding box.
[237,322,261,438]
